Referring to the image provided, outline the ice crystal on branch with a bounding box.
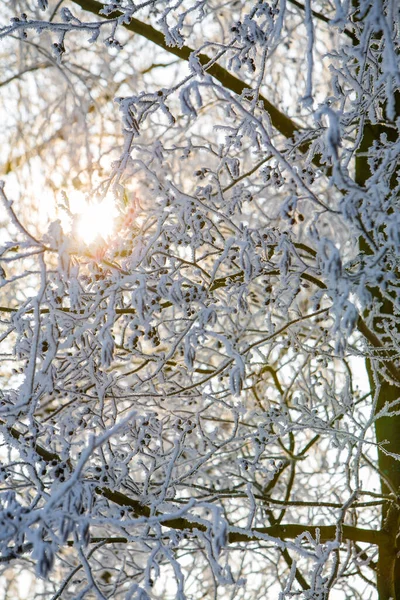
[0,0,399,598]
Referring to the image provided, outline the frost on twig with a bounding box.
[0,0,399,598]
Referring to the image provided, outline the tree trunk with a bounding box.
[356,101,400,599]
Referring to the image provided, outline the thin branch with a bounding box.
[0,420,386,548]
[287,0,356,42]
[72,0,300,140]
[0,62,51,88]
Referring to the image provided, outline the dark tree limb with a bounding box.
[0,419,387,551]
[71,0,301,141]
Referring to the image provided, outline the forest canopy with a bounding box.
[0,1,399,599]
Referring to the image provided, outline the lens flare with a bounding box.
[66,192,118,245]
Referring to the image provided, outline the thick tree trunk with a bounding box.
[367,371,400,599]
[350,1,400,591]
[356,106,400,599]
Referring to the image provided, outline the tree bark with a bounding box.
[356,97,400,600]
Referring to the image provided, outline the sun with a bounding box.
[65,191,118,245]
[76,197,117,244]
